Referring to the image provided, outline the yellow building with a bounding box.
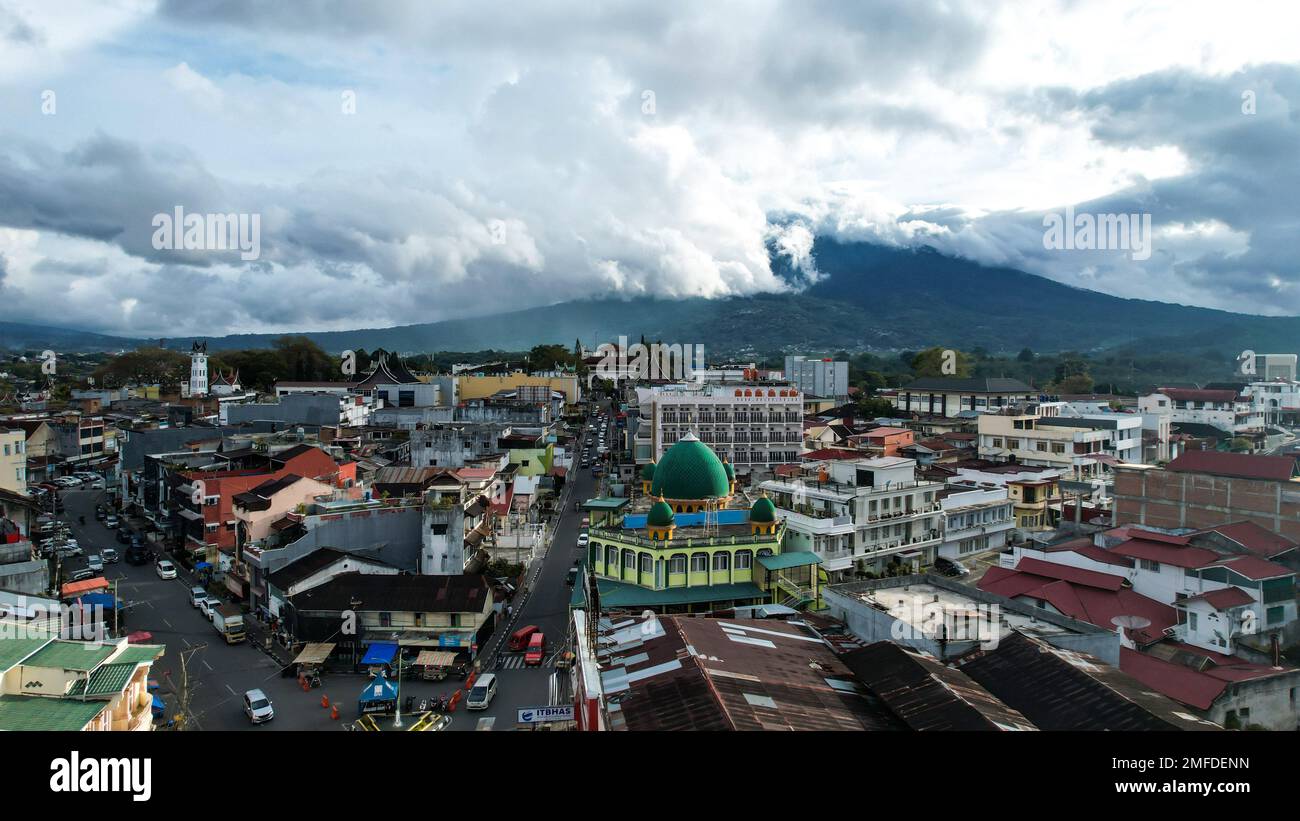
[0,428,25,495]
[455,372,580,405]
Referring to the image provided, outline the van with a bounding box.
[466,673,497,710]
[525,632,545,666]
[508,624,539,651]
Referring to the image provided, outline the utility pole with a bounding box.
[174,644,205,731]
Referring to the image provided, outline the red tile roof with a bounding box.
[1202,521,1298,559]
[1014,557,1125,591]
[1179,587,1255,610]
[1156,387,1241,403]
[979,564,1175,646]
[800,448,862,461]
[1165,451,1298,481]
[1119,648,1227,710]
[1057,542,1136,568]
[1111,537,1220,569]
[1210,555,1294,581]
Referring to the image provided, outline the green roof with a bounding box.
[0,694,106,731]
[0,637,52,673]
[723,461,735,480]
[67,661,139,697]
[110,645,166,665]
[639,462,656,480]
[756,551,822,571]
[582,497,630,511]
[647,500,676,527]
[750,496,777,523]
[650,434,730,501]
[571,577,766,609]
[22,640,118,672]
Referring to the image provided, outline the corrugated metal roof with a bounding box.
[0,694,106,731]
[66,661,139,697]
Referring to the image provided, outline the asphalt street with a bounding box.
[52,402,616,732]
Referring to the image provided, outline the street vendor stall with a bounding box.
[357,671,399,715]
[414,650,457,681]
[291,642,336,679]
[361,642,399,677]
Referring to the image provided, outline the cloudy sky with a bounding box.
[0,0,1297,338]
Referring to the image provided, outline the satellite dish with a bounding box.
[1111,615,1151,630]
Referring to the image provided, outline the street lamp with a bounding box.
[391,630,403,728]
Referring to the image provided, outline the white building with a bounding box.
[632,383,803,476]
[890,377,1039,418]
[977,403,1143,478]
[1138,388,1262,436]
[761,456,943,579]
[783,356,850,402]
[937,486,1015,561]
[1243,379,1300,427]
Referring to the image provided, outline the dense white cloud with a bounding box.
[0,0,1296,336]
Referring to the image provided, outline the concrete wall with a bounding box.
[824,573,1120,665]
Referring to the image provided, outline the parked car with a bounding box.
[576,533,589,547]
[189,586,208,607]
[69,565,96,582]
[86,554,104,574]
[116,528,131,544]
[243,689,274,724]
[198,597,222,620]
[934,557,970,577]
[124,545,150,565]
[102,548,119,564]
[104,515,120,529]
[94,507,107,521]
[155,559,177,580]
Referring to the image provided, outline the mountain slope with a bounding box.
[3,240,1296,356]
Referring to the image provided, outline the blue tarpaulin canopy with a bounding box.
[195,562,213,570]
[358,672,398,710]
[77,592,124,611]
[151,695,165,717]
[360,642,399,666]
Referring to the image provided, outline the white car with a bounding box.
[466,673,497,710]
[199,597,222,620]
[244,689,274,724]
[189,585,208,607]
[577,533,589,547]
[155,559,177,580]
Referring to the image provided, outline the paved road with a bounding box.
[52,404,615,732]
[443,406,608,730]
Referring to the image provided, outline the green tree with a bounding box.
[910,346,971,378]
[92,346,189,387]
[1017,347,1035,362]
[273,336,334,382]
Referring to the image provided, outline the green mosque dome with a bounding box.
[649,433,731,501]
[647,499,676,527]
[750,496,777,523]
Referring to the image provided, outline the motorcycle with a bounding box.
[403,695,414,713]
[417,698,430,713]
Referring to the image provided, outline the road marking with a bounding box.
[226,684,237,696]
[162,618,172,628]
[203,660,213,671]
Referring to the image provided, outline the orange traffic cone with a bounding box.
[330,704,339,720]
[321,694,330,709]
[300,677,309,692]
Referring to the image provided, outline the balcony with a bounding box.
[780,509,854,535]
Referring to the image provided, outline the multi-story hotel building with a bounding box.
[631,383,803,478]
